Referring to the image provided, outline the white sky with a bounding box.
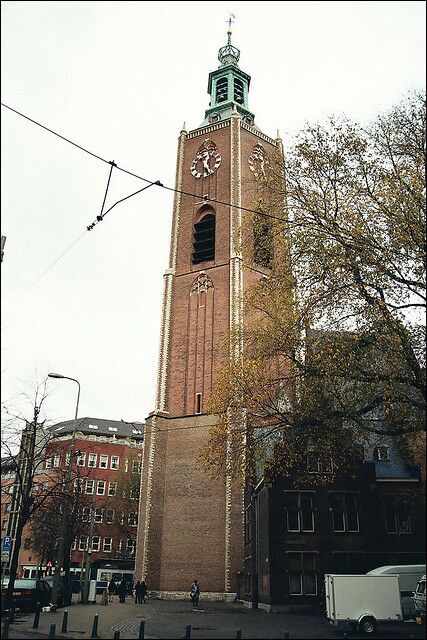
[1,1,426,426]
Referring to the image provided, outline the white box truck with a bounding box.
[325,573,403,634]
[366,565,426,619]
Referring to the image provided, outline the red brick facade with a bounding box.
[135,108,283,596]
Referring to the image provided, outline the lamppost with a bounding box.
[48,373,80,609]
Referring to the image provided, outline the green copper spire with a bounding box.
[201,16,255,127]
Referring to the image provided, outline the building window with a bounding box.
[383,495,411,534]
[307,451,333,474]
[82,507,91,522]
[94,508,103,523]
[86,479,94,494]
[288,552,318,595]
[99,455,108,469]
[216,76,228,103]
[128,512,138,527]
[4,503,10,513]
[132,460,141,474]
[53,455,60,467]
[79,536,88,551]
[103,537,112,553]
[244,505,252,544]
[88,453,97,468]
[126,539,136,555]
[110,456,119,470]
[124,459,129,473]
[192,214,215,264]
[130,486,140,500]
[330,492,359,533]
[253,216,273,268]
[71,537,77,551]
[195,393,202,414]
[285,492,315,532]
[91,536,100,552]
[74,479,84,494]
[76,453,86,467]
[105,509,114,524]
[108,482,117,497]
[96,480,106,496]
[45,457,52,469]
[234,78,244,104]
[375,446,390,461]
[65,452,71,466]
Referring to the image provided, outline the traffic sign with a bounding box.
[1,551,10,562]
[2,537,12,552]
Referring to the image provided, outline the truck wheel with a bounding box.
[359,616,377,634]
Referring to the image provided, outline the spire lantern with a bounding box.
[218,27,240,67]
[202,16,255,128]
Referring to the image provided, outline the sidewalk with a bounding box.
[4,596,425,639]
[4,593,156,639]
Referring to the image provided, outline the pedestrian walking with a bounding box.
[140,579,147,603]
[190,579,200,607]
[135,580,141,604]
[118,579,127,603]
[108,578,115,603]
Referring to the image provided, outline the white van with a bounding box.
[366,565,426,619]
[413,575,426,617]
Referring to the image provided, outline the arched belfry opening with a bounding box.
[192,207,216,264]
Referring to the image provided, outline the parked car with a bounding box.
[3,578,52,611]
[44,575,65,607]
[366,564,426,620]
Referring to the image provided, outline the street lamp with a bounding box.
[48,372,81,608]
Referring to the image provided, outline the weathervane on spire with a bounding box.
[228,13,235,32]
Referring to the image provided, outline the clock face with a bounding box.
[191,140,221,178]
[248,144,270,178]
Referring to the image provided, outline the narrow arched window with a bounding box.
[254,217,273,268]
[192,214,215,264]
[234,78,244,104]
[216,77,228,103]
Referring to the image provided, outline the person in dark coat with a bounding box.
[118,579,127,603]
[140,580,147,604]
[190,579,200,607]
[134,580,142,604]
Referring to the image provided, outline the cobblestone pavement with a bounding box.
[2,595,425,639]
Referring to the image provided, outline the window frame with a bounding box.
[96,480,106,496]
[103,537,112,553]
[110,455,119,470]
[99,454,108,469]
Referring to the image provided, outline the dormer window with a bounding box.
[192,214,215,264]
[234,78,244,104]
[216,77,228,103]
[375,446,390,461]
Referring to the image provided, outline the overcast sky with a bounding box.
[1,1,426,427]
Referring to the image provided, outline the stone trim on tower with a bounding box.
[155,129,186,412]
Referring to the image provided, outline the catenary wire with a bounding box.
[1,101,290,225]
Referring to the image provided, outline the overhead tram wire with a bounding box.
[1,102,290,226]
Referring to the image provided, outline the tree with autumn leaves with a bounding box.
[200,91,426,487]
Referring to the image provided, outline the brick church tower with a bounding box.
[135,28,283,598]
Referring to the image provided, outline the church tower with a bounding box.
[135,26,283,598]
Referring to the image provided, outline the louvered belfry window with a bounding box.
[216,77,228,103]
[192,214,215,264]
[234,78,244,104]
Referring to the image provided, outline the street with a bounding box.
[1,597,425,639]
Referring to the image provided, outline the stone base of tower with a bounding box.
[135,411,244,597]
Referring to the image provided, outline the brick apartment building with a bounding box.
[242,437,425,612]
[2,418,144,586]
